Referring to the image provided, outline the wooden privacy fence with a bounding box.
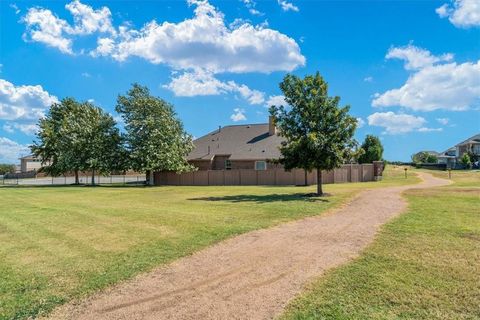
[154,163,381,186]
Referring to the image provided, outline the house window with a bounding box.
[255,161,267,171]
[225,159,232,170]
[473,145,480,155]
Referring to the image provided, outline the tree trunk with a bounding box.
[74,170,79,185]
[316,168,323,196]
[304,169,308,186]
[91,168,95,186]
[146,170,151,186]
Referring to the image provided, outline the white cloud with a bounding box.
[22,0,116,54]
[81,72,91,78]
[265,95,286,108]
[436,117,450,125]
[95,0,305,73]
[65,0,115,35]
[3,122,38,135]
[10,3,20,14]
[0,79,58,121]
[373,60,480,111]
[385,45,453,70]
[363,76,373,82]
[164,71,265,105]
[278,0,299,12]
[0,137,30,163]
[418,127,443,132]
[230,108,247,122]
[436,0,480,28]
[367,112,426,134]
[22,8,73,54]
[356,117,365,128]
[241,0,264,16]
[373,45,480,111]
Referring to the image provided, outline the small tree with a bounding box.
[270,72,357,196]
[116,84,194,184]
[358,135,383,164]
[461,153,472,169]
[0,164,15,175]
[411,151,438,164]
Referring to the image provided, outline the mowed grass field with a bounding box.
[0,167,415,319]
[281,170,480,320]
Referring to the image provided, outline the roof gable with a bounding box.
[188,123,284,161]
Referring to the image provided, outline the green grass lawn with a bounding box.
[281,170,480,320]
[0,167,416,320]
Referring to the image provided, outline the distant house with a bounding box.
[436,133,480,168]
[20,155,47,173]
[187,116,284,171]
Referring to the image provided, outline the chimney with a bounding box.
[268,116,277,136]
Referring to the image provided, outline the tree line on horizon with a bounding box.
[29,73,383,194]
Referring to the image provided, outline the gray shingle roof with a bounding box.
[187,123,285,161]
[455,133,480,147]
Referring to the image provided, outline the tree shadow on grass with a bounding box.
[188,193,330,203]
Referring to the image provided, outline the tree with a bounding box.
[358,135,383,164]
[269,72,357,196]
[411,151,438,164]
[32,98,125,185]
[32,98,83,183]
[116,84,194,184]
[61,101,125,185]
[0,164,15,175]
[461,153,472,169]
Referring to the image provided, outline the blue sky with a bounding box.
[0,0,479,163]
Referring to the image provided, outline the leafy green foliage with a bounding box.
[116,84,194,174]
[460,153,472,169]
[31,98,125,183]
[269,72,357,194]
[412,151,438,164]
[0,164,15,175]
[358,135,384,164]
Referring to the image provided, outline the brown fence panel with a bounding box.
[321,170,334,184]
[208,170,224,185]
[240,170,257,185]
[293,169,307,185]
[258,170,276,185]
[350,165,360,182]
[224,170,240,185]
[166,172,180,185]
[275,169,295,185]
[307,170,317,185]
[180,172,194,185]
[362,164,374,181]
[193,171,209,186]
[334,167,349,183]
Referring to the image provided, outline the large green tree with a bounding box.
[116,84,194,184]
[269,72,357,195]
[32,98,125,184]
[32,98,82,183]
[358,135,384,164]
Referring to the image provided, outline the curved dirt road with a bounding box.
[48,172,450,320]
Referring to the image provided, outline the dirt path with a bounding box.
[48,172,450,320]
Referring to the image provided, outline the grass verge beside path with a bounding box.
[281,170,480,320]
[0,167,416,320]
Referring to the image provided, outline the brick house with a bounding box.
[187,116,284,171]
